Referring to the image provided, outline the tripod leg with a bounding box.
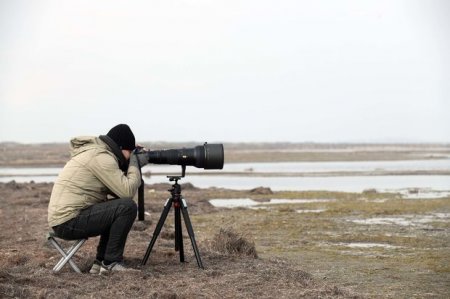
[141,197,173,266]
[174,205,185,262]
[174,205,180,252]
[180,198,204,269]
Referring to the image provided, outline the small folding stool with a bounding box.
[46,231,87,274]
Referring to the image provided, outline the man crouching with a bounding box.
[48,124,148,274]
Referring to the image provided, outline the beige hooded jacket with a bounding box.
[48,136,141,227]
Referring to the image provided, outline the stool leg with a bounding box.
[50,238,86,273]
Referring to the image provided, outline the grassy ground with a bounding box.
[0,182,449,298]
[145,186,450,298]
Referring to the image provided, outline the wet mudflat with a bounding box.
[193,188,450,298]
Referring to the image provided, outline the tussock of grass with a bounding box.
[209,228,258,258]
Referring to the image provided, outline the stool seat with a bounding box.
[47,231,87,274]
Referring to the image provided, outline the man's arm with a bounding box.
[88,152,141,199]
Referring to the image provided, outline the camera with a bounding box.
[144,143,224,170]
[139,143,224,267]
[135,143,223,221]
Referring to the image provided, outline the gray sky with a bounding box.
[1,0,449,143]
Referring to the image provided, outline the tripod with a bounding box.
[141,171,204,269]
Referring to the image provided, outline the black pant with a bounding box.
[53,198,137,263]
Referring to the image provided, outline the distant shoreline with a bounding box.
[2,170,450,177]
[1,142,449,167]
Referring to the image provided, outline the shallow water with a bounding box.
[1,160,449,192]
[2,159,450,175]
[1,173,449,193]
[217,159,450,173]
[160,174,450,193]
[349,213,450,227]
[208,198,335,208]
[336,243,400,249]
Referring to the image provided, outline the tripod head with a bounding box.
[167,164,186,185]
[166,165,189,201]
[167,165,186,181]
[168,176,182,183]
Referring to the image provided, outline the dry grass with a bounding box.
[1,180,448,298]
[189,190,450,298]
[0,182,358,299]
[208,228,258,258]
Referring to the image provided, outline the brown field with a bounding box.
[1,181,449,298]
[1,182,359,298]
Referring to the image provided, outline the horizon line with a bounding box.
[1,140,450,145]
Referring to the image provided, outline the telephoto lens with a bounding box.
[146,143,224,169]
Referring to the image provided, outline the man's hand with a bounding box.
[129,150,149,168]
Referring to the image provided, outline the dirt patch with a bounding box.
[0,182,358,298]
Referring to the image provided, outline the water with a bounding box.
[1,160,449,192]
[3,159,449,176]
[0,167,63,176]
[148,174,450,192]
[217,160,450,173]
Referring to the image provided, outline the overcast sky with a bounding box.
[0,0,449,143]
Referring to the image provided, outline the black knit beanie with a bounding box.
[106,124,136,150]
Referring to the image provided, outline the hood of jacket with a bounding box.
[70,136,108,158]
